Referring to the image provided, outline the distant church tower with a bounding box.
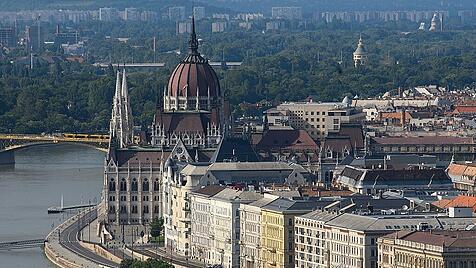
[110,69,134,148]
[353,35,368,67]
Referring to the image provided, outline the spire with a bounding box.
[109,69,134,149]
[121,68,128,100]
[115,71,121,100]
[188,16,199,55]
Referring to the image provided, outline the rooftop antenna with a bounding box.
[153,36,156,63]
[37,15,41,52]
[427,174,435,188]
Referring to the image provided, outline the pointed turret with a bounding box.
[122,69,134,139]
[109,69,134,149]
[188,16,199,55]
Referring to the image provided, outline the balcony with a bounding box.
[179,217,191,222]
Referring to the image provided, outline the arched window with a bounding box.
[109,179,116,192]
[142,178,149,191]
[154,178,160,191]
[120,178,127,192]
[131,178,138,191]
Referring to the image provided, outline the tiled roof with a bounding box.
[433,195,476,212]
[379,112,412,120]
[385,230,476,248]
[453,106,476,114]
[447,163,469,176]
[432,199,453,209]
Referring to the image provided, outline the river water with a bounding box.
[0,144,105,268]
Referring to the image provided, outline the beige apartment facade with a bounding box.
[378,230,476,268]
[266,102,365,139]
[294,211,476,268]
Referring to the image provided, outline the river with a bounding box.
[0,144,105,268]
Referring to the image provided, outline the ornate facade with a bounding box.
[101,17,230,243]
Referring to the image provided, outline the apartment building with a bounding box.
[190,186,262,268]
[266,101,365,139]
[378,230,476,268]
[261,198,319,268]
[239,194,279,268]
[294,211,476,268]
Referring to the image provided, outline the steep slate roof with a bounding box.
[323,136,353,152]
[115,149,170,166]
[154,112,211,133]
[211,137,259,162]
[256,129,318,151]
[192,185,226,197]
[337,124,365,149]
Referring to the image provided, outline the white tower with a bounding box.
[353,35,368,67]
[110,69,134,148]
[429,13,438,32]
[418,22,426,31]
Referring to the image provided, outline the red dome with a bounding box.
[167,17,221,99]
[167,54,221,98]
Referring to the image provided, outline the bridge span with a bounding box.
[0,239,46,250]
[0,133,109,164]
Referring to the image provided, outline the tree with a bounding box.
[150,217,164,238]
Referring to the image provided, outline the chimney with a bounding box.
[401,110,406,128]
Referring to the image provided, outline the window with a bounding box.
[131,178,138,191]
[120,178,127,191]
[143,205,149,214]
[120,206,127,214]
[109,179,116,191]
[132,205,138,214]
[154,178,160,191]
[143,178,149,191]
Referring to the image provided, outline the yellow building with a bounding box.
[260,198,317,268]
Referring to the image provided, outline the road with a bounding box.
[59,209,120,268]
[133,245,204,268]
